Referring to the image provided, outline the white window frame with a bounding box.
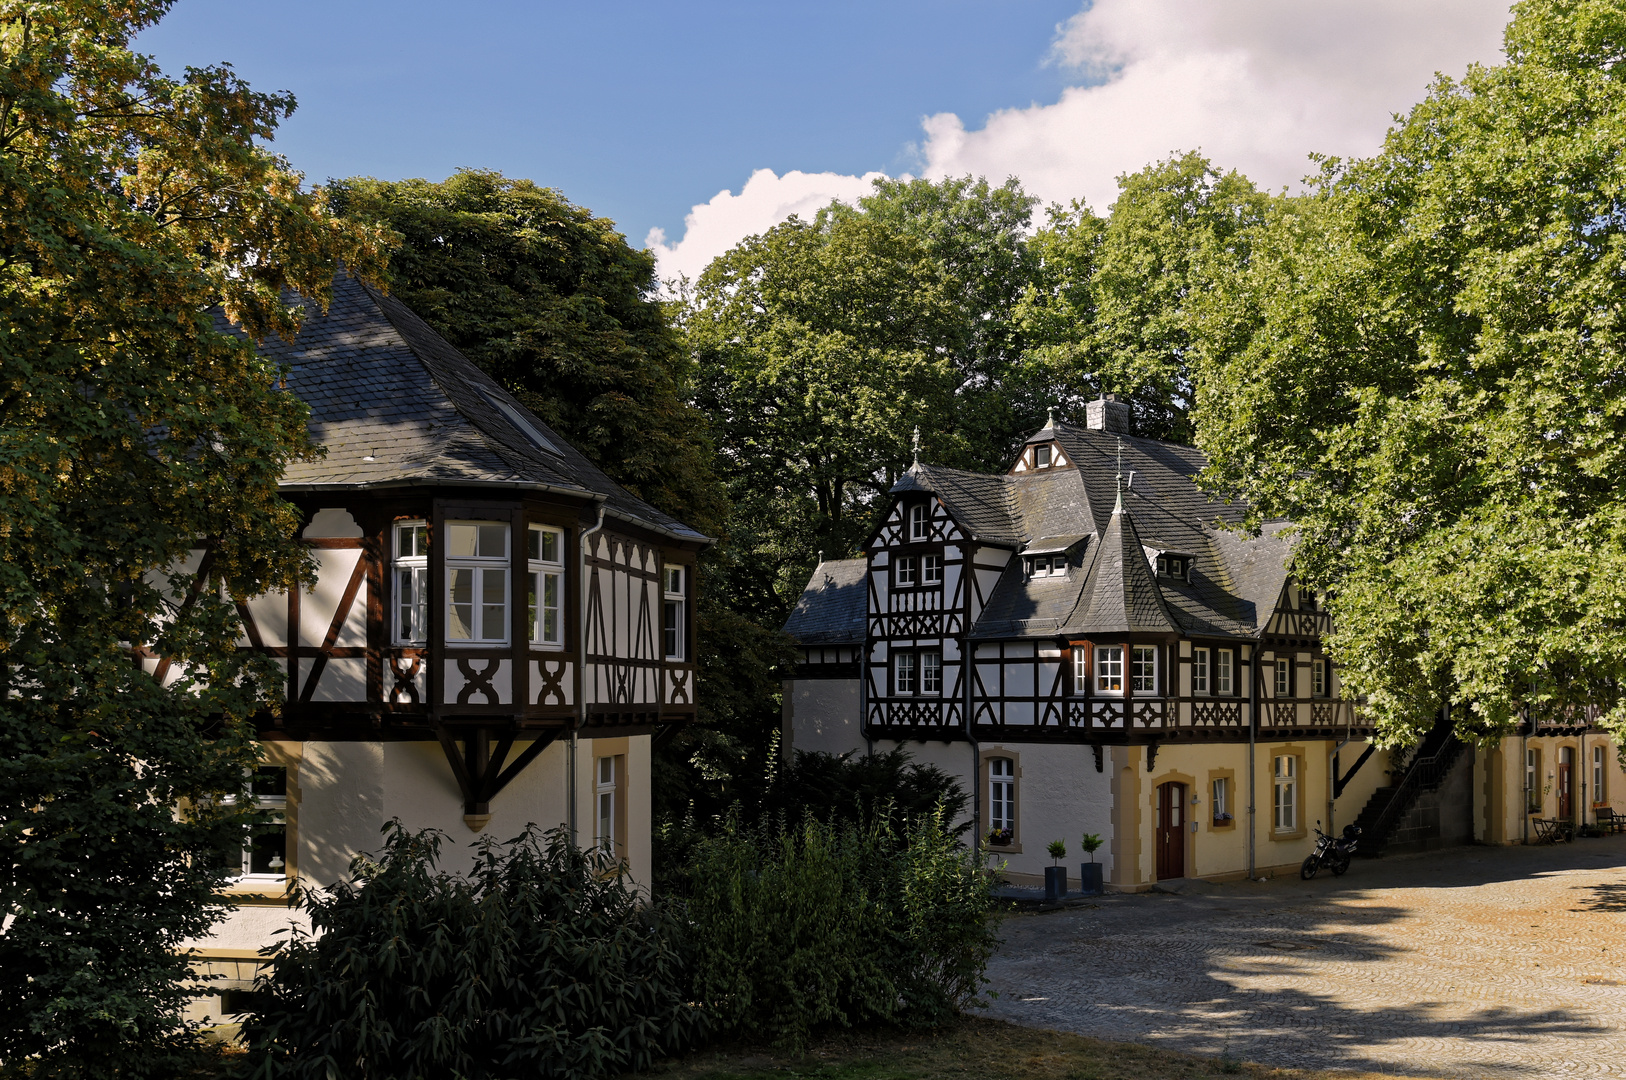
[895,555,917,587]
[1273,755,1297,832]
[1215,648,1234,695]
[895,651,918,694]
[595,755,617,853]
[989,757,1016,835]
[1034,443,1051,468]
[922,553,943,585]
[663,565,686,661]
[1131,645,1157,693]
[1212,776,1229,822]
[445,521,510,644]
[921,650,942,695]
[1072,647,1086,692]
[231,765,289,881]
[1312,658,1327,697]
[527,525,564,649]
[1526,748,1541,813]
[909,503,929,542]
[1193,647,1209,695]
[1274,657,1291,696]
[1594,745,1606,805]
[393,521,430,645]
[1096,645,1123,693]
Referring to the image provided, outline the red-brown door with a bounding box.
[1156,781,1186,880]
[1559,748,1574,821]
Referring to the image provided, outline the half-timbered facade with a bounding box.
[186,275,707,1008]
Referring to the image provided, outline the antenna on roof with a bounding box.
[911,425,921,466]
[1114,437,1125,514]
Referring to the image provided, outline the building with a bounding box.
[782,395,1625,889]
[180,274,708,1011]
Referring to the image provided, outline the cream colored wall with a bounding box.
[785,677,863,757]
[573,734,653,895]
[1484,734,1626,844]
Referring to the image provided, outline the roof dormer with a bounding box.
[1010,409,1071,474]
[1144,545,1196,583]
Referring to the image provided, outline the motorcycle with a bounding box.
[1300,821,1361,880]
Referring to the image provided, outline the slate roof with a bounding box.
[787,415,1294,645]
[783,559,868,644]
[256,274,707,544]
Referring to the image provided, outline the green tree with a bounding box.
[1191,0,1626,746]
[0,2,386,1072]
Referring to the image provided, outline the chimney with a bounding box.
[1085,393,1131,434]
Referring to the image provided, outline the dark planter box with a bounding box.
[1044,865,1068,902]
[1078,862,1104,895]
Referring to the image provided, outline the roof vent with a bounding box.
[483,389,563,457]
[1086,393,1131,434]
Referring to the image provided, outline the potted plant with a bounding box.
[1079,832,1104,895]
[1045,840,1068,902]
[986,827,1013,847]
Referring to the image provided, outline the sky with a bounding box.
[138,1,1514,283]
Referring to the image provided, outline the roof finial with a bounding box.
[1114,436,1125,514]
[1046,404,1055,430]
[818,549,824,565]
[911,425,921,466]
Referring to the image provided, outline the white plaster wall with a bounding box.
[786,677,863,757]
[300,740,387,887]
[984,741,1113,885]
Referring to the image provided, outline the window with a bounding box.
[1594,745,1607,805]
[895,652,918,694]
[446,522,509,643]
[1072,647,1086,692]
[922,554,943,585]
[1131,646,1156,693]
[1212,777,1230,824]
[1273,755,1297,832]
[1301,588,1318,610]
[663,566,686,660]
[1034,444,1051,468]
[394,521,429,644]
[989,757,1015,839]
[1155,554,1186,580]
[895,556,917,587]
[595,755,619,854]
[1096,646,1123,693]
[1193,648,1209,694]
[1526,749,1541,813]
[1029,555,1065,578]
[909,503,929,542]
[237,766,288,880]
[921,651,942,695]
[1274,657,1291,696]
[1312,658,1327,697]
[1215,649,1234,695]
[527,525,564,647]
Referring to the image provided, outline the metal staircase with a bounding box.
[1350,714,1467,856]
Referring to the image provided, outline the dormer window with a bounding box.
[908,503,929,542]
[1155,554,1189,581]
[1034,444,1051,468]
[1028,555,1065,578]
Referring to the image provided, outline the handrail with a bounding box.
[1366,735,1462,845]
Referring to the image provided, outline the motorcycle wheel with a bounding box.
[1330,852,1351,877]
[1300,855,1319,880]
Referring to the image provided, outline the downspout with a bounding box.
[574,503,607,846]
[1522,717,1529,846]
[1247,642,1258,879]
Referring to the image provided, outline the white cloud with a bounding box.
[651,2,1512,278]
[922,0,1512,210]
[647,167,886,284]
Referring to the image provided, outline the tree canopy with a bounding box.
[0,1,385,1071]
[1191,0,1626,746]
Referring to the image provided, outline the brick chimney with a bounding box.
[1085,393,1131,434]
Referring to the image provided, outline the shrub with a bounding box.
[238,822,704,1080]
[677,804,998,1051]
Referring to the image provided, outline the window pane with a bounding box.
[398,568,418,640]
[448,568,474,639]
[478,524,506,558]
[447,523,478,558]
[250,766,287,799]
[600,756,614,785]
[480,568,506,639]
[922,652,942,694]
[246,820,287,876]
[1193,649,1208,693]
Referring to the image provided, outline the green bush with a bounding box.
[238,822,704,1080]
[677,805,998,1051]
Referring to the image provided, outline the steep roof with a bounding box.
[1069,506,1180,636]
[892,463,1023,545]
[783,559,868,644]
[257,274,706,544]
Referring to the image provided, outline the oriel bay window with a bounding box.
[1131,646,1157,692]
[663,566,686,660]
[1193,648,1209,694]
[527,525,564,647]
[393,521,429,644]
[1096,646,1123,693]
[446,522,509,643]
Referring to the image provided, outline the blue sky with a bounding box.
[138,1,1081,249]
[138,1,1512,280]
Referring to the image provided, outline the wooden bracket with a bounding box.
[435,725,561,820]
[1333,743,1378,799]
[1145,741,1159,773]
[1092,744,1104,773]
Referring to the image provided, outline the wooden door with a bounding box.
[1559,747,1574,821]
[1156,781,1186,880]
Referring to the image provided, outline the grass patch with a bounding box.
[639,1016,1423,1080]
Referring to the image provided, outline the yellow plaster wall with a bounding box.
[1485,734,1626,844]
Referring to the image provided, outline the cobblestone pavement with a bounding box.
[986,837,1626,1078]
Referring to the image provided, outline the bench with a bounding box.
[1595,807,1625,835]
[1532,817,1574,844]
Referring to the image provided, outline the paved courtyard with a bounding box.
[987,836,1626,1078]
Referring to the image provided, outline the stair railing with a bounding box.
[1366,736,1463,848]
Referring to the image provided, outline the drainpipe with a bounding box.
[1247,642,1258,879]
[967,636,978,851]
[573,503,607,846]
